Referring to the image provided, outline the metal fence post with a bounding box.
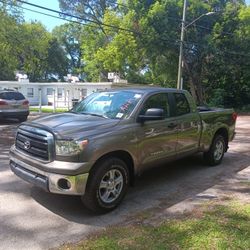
[39,88,42,113]
[53,89,56,113]
[67,89,70,110]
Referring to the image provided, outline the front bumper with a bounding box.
[9,149,89,195]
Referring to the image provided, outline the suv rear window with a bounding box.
[0,92,25,100]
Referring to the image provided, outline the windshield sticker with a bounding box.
[134,94,142,99]
[116,113,124,118]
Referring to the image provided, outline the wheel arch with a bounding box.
[214,127,229,151]
[90,150,135,186]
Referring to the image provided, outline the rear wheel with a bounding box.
[204,135,226,166]
[81,157,129,213]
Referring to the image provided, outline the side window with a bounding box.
[174,93,190,116]
[47,88,53,96]
[57,88,63,98]
[27,88,34,97]
[141,93,170,118]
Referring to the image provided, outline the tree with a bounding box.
[52,23,82,76]
[0,9,20,80]
[46,38,69,81]
[17,22,51,81]
[58,0,117,28]
[203,1,250,107]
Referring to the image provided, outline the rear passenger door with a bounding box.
[171,92,200,155]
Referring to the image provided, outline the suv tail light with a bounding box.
[0,100,7,105]
[23,100,29,105]
[232,112,237,122]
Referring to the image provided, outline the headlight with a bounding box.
[55,139,88,156]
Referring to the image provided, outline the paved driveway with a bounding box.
[0,116,249,250]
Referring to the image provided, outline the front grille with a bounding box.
[15,125,54,161]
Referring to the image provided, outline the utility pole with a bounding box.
[177,0,187,90]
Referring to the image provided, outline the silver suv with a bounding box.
[0,89,29,122]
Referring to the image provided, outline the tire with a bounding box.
[81,157,129,213]
[204,135,226,166]
[18,116,27,122]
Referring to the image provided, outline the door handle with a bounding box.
[168,123,177,129]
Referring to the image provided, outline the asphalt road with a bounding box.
[0,115,249,250]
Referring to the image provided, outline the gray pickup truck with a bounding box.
[10,87,237,213]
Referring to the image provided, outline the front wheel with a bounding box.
[81,157,129,213]
[204,135,226,166]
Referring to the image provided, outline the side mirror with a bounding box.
[138,108,164,122]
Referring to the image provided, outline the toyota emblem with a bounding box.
[24,140,31,150]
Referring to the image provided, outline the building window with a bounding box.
[47,88,53,96]
[27,88,34,97]
[81,88,87,98]
[58,88,63,98]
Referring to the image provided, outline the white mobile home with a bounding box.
[0,81,113,107]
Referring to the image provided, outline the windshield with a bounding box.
[72,90,143,119]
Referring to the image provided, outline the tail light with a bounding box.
[0,100,7,105]
[23,100,29,105]
[232,112,237,122]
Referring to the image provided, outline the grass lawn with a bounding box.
[29,107,68,113]
[61,201,250,250]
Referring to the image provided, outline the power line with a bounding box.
[4,0,250,58]
[15,0,138,34]
[183,39,250,58]
[105,0,129,9]
[19,5,250,58]
[19,5,98,29]
[11,0,182,46]
[190,23,235,36]
[15,0,239,38]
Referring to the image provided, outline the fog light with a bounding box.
[58,178,71,190]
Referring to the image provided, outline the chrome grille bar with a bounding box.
[15,125,54,161]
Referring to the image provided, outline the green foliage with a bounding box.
[47,38,69,81]
[52,23,83,76]
[1,0,250,108]
[18,22,51,81]
[0,9,20,80]
[60,201,250,250]
[29,107,68,113]
[0,7,69,82]
[204,3,250,107]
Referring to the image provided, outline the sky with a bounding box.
[22,0,66,31]
[23,0,250,32]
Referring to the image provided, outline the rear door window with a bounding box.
[0,92,25,100]
[174,93,190,116]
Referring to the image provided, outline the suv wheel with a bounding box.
[18,116,27,122]
[81,157,129,213]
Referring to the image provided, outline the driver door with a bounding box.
[136,93,178,168]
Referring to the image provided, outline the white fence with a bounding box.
[31,88,83,112]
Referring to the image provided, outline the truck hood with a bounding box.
[28,112,120,139]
